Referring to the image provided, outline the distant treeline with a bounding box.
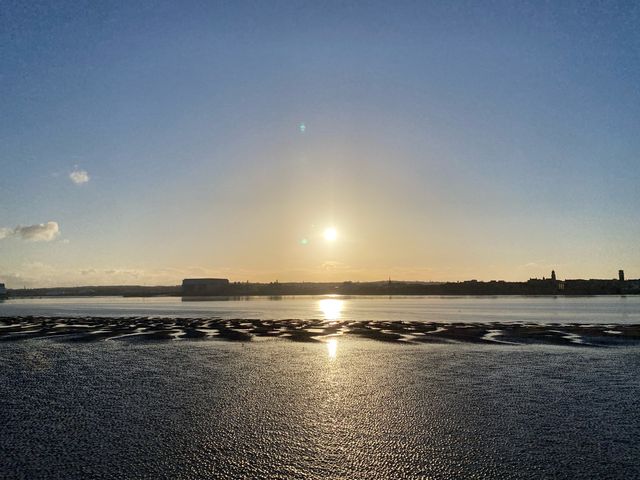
[5,278,640,298]
[7,285,181,298]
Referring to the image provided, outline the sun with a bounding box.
[323,227,337,242]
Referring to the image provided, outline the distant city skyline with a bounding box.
[1,1,639,287]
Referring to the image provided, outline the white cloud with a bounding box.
[520,261,563,270]
[0,222,60,242]
[69,169,90,184]
[320,261,351,271]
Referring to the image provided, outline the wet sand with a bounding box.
[1,316,639,346]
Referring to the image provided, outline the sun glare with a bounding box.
[323,227,337,242]
[326,338,338,359]
[319,298,343,321]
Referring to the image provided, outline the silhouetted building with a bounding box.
[0,283,6,297]
[182,278,230,296]
[551,270,556,281]
[619,270,625,282]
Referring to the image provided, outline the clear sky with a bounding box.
[1,1,639,287]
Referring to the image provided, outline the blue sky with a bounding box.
[1,1,639,286]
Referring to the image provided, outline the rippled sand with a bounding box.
[1,316,640,346]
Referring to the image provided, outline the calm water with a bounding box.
[1,338,639,479]
[2,295,640,324]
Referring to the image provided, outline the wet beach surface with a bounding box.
[1,316,640,347]
[1,336,639,479]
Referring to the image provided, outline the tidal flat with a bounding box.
[1,336,639,479]
[2,316,640,347]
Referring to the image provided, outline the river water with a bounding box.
[2,295,640,324]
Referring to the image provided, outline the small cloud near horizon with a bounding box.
[0,222,60,242]
[69,168,90,185]
[320,261,351,271]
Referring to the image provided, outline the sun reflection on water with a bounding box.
[326,338,337,359]
[318,298,343,321]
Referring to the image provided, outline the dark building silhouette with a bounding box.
[619,270,625,282]
[551,270,556,281]
[0,283,6,297]
[182,278,230,296]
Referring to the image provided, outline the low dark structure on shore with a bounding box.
[182,278,230,296]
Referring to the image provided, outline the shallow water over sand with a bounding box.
[1,339,639,479]
[2,295,640,324]
[2,316,639,346]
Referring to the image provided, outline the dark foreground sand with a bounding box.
[1,316,639,346]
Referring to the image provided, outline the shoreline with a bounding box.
[4,292,640,300]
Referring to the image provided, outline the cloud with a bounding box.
[0,222,60,242]
[520,261,563,269]
[0,271,26,288]
[69,169,90,184]
[15,222,60,241]
[320,261,351,271]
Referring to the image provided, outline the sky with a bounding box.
[1,1,639,287]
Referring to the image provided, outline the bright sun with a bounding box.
[323,227,338,242]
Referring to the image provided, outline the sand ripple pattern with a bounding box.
[1,316,640,346]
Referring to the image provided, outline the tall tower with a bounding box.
[619,270,625,282]
[551,270,556,281]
